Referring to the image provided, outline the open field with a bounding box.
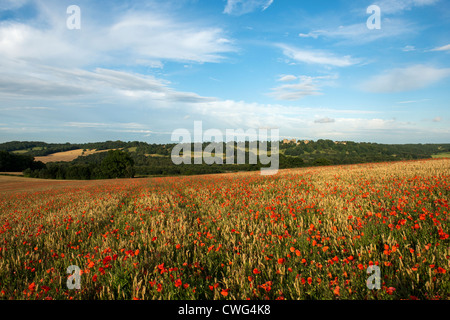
[34,149,113,164]
[0,172,24,176]
[0,175,137,194]
[0,159,448,300]
[432,153,450,159]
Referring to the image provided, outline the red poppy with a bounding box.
[28,282,36,292]
[333,286,340,296]
[386,287,396,295]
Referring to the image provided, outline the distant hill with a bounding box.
[1,140,449,179]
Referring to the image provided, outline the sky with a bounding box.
[0,0,449,144]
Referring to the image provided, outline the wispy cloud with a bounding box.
[188,99,442,143]
[298,32,320,39]
[298,19,415,45]
[277,75,297,82]
[223,0,273,15]
[402,45,416,52]
[278,44,358,67]
[1,106,54,111]
[191,99,379,130]
[361,65,450,93]
[0,7,236,67]
[397,99,430,104]
[374,0,440,14]
[268,82,322,101]
[0,59,217,104]
[314,117,335,123]
[108,12,235,63]
[430,44,450,52]
[0,77,93,97]
[269,75,337,101]
[64,122,173,136]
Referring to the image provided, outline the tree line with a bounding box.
[1,140,449,180]
[0,151,45,172]
[23,150,135,180]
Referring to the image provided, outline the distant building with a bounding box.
[282,138,297,144]
[282,139,313,144]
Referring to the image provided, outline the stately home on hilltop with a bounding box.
[282,139,347,145]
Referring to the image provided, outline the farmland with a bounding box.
[34,149,114,164]
[0,158,448,300]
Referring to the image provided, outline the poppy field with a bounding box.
[0,159,449,300]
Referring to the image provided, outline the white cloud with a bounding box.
[190,98,379,131]
[430,44,450,52]
[298,32,320,39]
[0,59,217,104]
[402,45,416,52]
[0,77,93,97]
[64,122,168,136]
[278,44,358,67]
[298,19,415,44]
[269,82,322,101]
[314,117,335,123]
[0,3,233,106]
[107,13,235,63]
[269,75,337,101]
[223,0,274,15]
[277,75,297,82]
[0,8,235,68]
[397,99,430,104]
[361,65,450,93]
[374,0,440,14]
[0,23,87,67]
[187,99,441,143]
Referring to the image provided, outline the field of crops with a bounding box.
[0,159,448,300]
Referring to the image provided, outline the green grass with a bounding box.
[431,152,450,158]
[11,150,29,154]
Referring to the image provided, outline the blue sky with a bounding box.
[0,0,449,144]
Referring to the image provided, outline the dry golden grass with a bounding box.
[0,172,24,176]
[0,175,137,194]
[34,149,113,163]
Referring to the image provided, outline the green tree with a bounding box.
[0,150,44,172]
[100,150,135,178]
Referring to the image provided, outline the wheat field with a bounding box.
[0,159,448,300]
